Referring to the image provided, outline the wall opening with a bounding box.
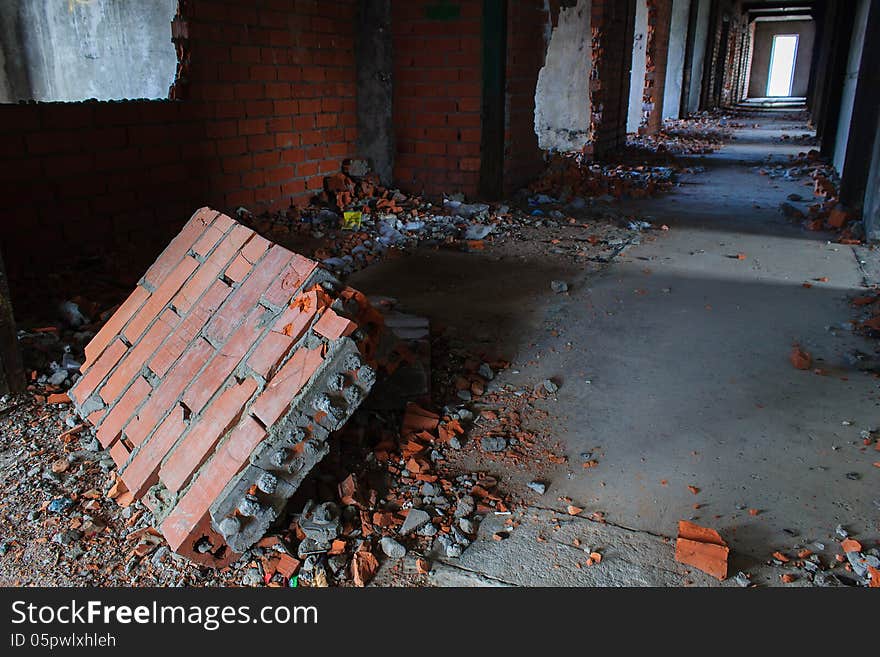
[767,34,798,97]
[0,0,179,103]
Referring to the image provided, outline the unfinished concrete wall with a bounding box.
[0,0,178,102]
[663,0,690,119]
[627,0,650,132]
[534,0,592,151]
[686,0,711,114]
[833,0,870,176]
[747,19,816,98]
[356,0,394,185]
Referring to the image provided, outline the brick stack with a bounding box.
[69,207,383,567]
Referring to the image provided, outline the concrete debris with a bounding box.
[379,536,406,559]
[763,150,864,245]
[481,436,507,453]
[527,481,547,495]
[399,508,431,535]
[551,280,569,294]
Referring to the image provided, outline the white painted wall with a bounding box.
[663,0,691,119]
[534,0,592,152]
[627,0,650,132]
[833,0,870,176]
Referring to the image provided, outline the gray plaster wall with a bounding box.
[356,0,394,184]
[747,19,816,98]
[833,0,870,176]
[627,0,649,132]
[663,0,691,119]
[686,0,711,115]
[0,0,177,103]
[534,0,592,152]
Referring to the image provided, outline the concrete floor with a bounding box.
[358,111,880,586]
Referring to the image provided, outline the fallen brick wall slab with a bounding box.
[69,208,382,567]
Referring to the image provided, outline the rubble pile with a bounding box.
[66,208,392,567]
[766,150,864,244]
[529,153,677,202]
[767,526,880,587]
[628,115,736,156]
[238,161,544,278]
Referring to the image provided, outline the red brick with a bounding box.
[143,208,215,289]
[123,256,198,344]
[70,338,127,405]
[204,246,292,344]
[250,346,324,427]
[124,338,214,447]
[173,225,253,315]
[247,331,294,378]
[191,224,227,258]
[151,281,231,377]
[262,253,317,307]
[96,376,152,447]
[225,253,252,283]
[160,378,259,493]
[241,233,270,263]
[182,307,264,414]
[100,309,177,404]
[161,415,266,551]
[313,309,356,340]
[121,406,186,498]
[109,440,130,467]
[82,287,149,370]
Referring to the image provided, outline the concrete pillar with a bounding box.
[356,0,394,185]
[0,249,24,395]
[834,0,879,209]
[663,0,691,119]
[627,0,650,132]
[684,0,711,114]
[834,0,877,179]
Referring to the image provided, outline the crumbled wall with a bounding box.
[534,0,592,152]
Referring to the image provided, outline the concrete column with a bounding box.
[0,249,24,395]
[685,0,711,114]
[356,0,394,185]
[663,0,691,119]
[627,0,650,132]
[835,0,880,210]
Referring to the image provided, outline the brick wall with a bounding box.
[391,0,483,198]
[0,0,356,314]
[641,0,673,135]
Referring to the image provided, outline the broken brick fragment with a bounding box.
[789,345,812,370]
[675,520,729,581]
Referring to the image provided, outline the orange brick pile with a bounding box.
[69,208,383,567]
[530,154,675,201]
